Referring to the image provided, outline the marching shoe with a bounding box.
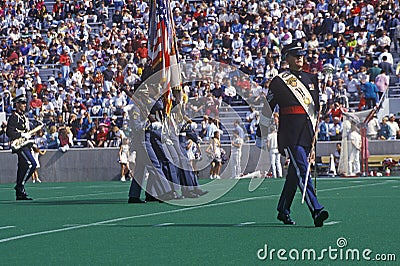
[145,194,159,202]
[277,213,296,225]
[182,191,199,198]
[15,186,32,201]
[158,192,175,202]
[193,188,208,196]
[314,210,329,227]
[128,197,146,204]
[16,194,33,200]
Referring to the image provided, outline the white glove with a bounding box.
[21,133,31,139]
[165,139,173,146]
[152,122,162,130]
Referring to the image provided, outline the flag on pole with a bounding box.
[148,0,181,116]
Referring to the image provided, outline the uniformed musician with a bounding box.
[6,94,36,200]
[267,42,329,227]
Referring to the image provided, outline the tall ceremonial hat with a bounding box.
[282,42,307,57]
[12,94,27,104]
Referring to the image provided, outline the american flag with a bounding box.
[148,0,180,116]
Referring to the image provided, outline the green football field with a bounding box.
[0,177,399,265]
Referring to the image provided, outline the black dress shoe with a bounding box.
[128,197,146,204]
[277,213,296,225]
[15,186,32,200]
[314,210,329,227]
[193,188,208,196]
[145,195,159,202]
[16,195,33,201]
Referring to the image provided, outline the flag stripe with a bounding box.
[148,0,180,116]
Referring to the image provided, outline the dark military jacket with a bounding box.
[6,111,29,141]
[267,70,319,154]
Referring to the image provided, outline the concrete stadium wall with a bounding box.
[1,141,399,184]
[0,148,121,184]
[316,140,400,156]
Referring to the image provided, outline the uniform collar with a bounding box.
[289,69,302,77]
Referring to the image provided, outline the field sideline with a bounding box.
[0,177,399,265]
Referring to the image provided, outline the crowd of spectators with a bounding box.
[1,0,400,151]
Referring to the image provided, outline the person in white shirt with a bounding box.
[267,124,282,178]
[346,74,360,100]
[230,129,243,178]
[264,59,279,80]
[348,125,361,175]
[377,31,391,52]
[387,114,400,140]
[366,114,380,140]
[378,49,394,66]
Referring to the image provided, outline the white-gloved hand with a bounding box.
[165,139,173,146]
[21,132,31,139]
[152,122,162,130]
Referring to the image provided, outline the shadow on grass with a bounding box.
[0,199,127,205]
[104,223,315,229]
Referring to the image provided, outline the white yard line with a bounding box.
[153,223,175,227]
[0,226,16,230]
[324,221,341,226]
[234,222,256,227]
[0,181,390,244]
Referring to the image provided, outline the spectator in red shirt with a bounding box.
[327,102,347,121]
[96,124,109,147]
[59,50,71,79]
[136,41,148,65]
[29,93,42,117]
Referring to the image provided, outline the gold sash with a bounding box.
[278,72,317,129]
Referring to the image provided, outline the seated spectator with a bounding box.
[329,117,342,141]
[34,129,48,149]
[188,92,204,117]
[345,74,360,101]
[203,93,219,118]
[96,124,109,147]
[41,97,55,121]
[107,125,125,147]
[366,114,380,140]
[387,114,400,140]
[30,93,43,117]
[223,80,236,108]
[378,117,391,140]
[327,102,346,121]
[58,126,74,152]
[47,125,60,149]
[68,114,81,138]
[349,53,364,73]
[248,111,260,141]
[0,121,10,150]
[86,127,97,148]
[318,115,331,141]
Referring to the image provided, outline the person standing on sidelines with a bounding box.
[267,42,329,227]
[267,125,282,178]
[6,95,37,200]
[230,129,243,178]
